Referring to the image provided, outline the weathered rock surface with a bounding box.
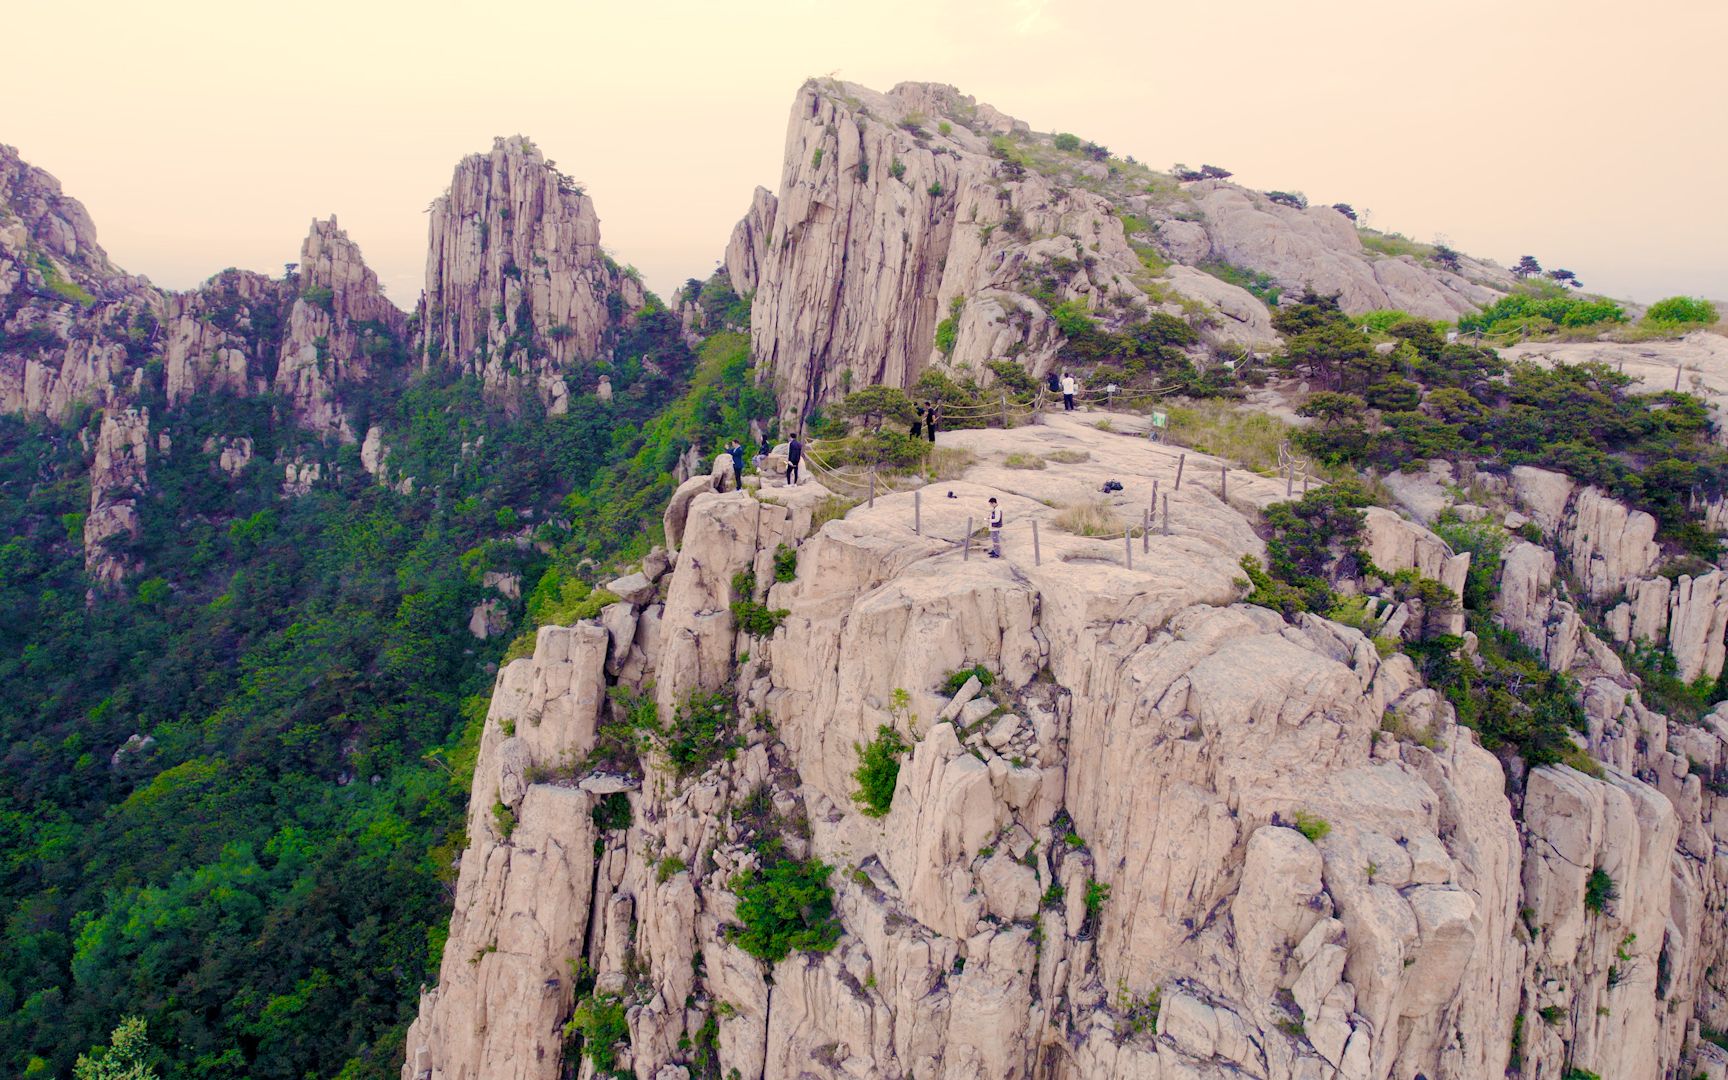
[407,413,1728,1080]
[1509,465,1728,683]
[274,216,406,439]
[418,135,644,411]
[1191,182,1511,320]
[743,81,1275,422]
[736,79,1512,421]
[85,406,150,588]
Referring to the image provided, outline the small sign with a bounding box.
[1151,411,1168,428]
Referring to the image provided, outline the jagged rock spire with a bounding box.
[419,135,644,412]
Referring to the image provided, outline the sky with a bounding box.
[5,0,1724,309]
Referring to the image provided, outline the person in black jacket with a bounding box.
[727,439,746,486]
[925,406,939,442]
[786,434,803,486]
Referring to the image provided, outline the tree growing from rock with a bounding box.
[836,385,919,430]
[1546,268,1581,289]
[1432,243,1462,272]
[1512,255,1543,279]
[1331,203,1358,221]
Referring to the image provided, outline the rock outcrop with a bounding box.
[418,136,645,412]
[1508,465,1728,683]
[405,412,1728,1080]
[274,217,406,439]
[723,186,777,297]
[85,406,150,588]
[743,81,1273,422]
[1190,183,1511,320]
[736,80,1513,421]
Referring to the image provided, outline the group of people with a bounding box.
[1046,370,1080,411]
[712,433,804,492]
[909,404,941,441]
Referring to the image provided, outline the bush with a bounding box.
[942,664,994,696]
[1003,452,1046,470]
[773,542,798,583]
[1644,296,1717,326]
[731,571,789,638]
[1292,811,1331,842]
[301,285,335,314]
[1084,878,1111,918]
[1050,299,1098,340]
[1458,293,1626,336]
[493,800,517,840]
[566,991,629,1073]
[656,855,687,883]
[852,725,910,817]
[1238,555,1310,621]
[590,792,631,832]
[1354,309,1416,333]
[729,858,842,962]
[1053,132,1081,151]
[663,690,738,777]
[1584,868,1617,914]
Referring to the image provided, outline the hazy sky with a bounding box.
[7,0,1724,309]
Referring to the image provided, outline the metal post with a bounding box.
[869,468,876,509]
[1142,509,1150,553]
[1285,464,1293,498]
[1152,478,1160,511]
[1676,365,1684,391]
[1175,453,1185,491]
[1302,468,1310,496]
[964,517,972,561]
[1220,465,1228,501]
[1162,493,1170,534]
[1032,520,1041,566]
[914,488,922,535]
[1125,529,1133,570]
[1000,392,1009,428]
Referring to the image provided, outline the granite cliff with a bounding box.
[420,135,647,412]
[732,80,1515,422]
[402,412,1728,1080]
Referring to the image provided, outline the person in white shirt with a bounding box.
[1061,372,1077,411]
[988,497,1004,558]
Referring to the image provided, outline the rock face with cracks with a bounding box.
[418,135,645,412]
[736,79,1511,421]
[403,413,1728,1080]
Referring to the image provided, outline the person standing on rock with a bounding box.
[1061,371,1077,412]
[727,438,746,486]
[910,409,924,440]
[786,433,803,486]
[926,405,940,442]
[988,497,1003,558]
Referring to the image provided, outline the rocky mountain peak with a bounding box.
[0,142,129,298]
[297,215,400,326]
[274,216,407,440]
[740,78,1520,422]
[419,136,644,412]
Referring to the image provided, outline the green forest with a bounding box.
[0,282,771,1077]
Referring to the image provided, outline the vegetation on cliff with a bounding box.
[0,272,771,1076]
